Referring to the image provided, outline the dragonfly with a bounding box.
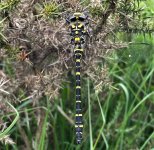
[66,12,89,144]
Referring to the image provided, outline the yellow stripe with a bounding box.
[71,24,76,29]
[76,59,80,62]
[78,24,83,28]
[74,12,82,16]
[73,29,80,31]
[76,101,81,103]
[76,86,81,89]
[75,125,83,128]
[75,31,79,34]
[76,114,82,116]
[75,37,80,42]
[76,72,80,75]
[74,49,83,52]
[75,53,82,56]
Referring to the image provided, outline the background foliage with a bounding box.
[0,0,154,149]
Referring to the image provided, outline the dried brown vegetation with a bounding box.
[0,0,127,103]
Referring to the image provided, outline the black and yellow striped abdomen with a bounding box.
[66,12,88,144]
[75,54,83,144]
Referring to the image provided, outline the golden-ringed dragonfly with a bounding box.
[66,12,89,144]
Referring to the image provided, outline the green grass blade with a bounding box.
[88,79,93,150]
[115,83,129,150]
[0,102,19,139]
[93,93,106,149]
[140,131,154,150]
[38,97,49,150]
[130,91,154,115]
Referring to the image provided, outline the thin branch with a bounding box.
[93,0,117,35]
